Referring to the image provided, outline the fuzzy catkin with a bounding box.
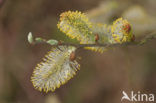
[31,46,80,92]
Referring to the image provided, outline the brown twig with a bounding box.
[34,32,156,48]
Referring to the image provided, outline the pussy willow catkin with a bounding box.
[57,11,108,53]
[57,11,134,53]
[31,46,80,92]
[109,18,134,43]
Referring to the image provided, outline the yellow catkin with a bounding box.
[31,46,80,92]
[110,18,134,43]
[57,11,109,52]
[58,11,134,52]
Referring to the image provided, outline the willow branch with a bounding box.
[31,32,156,48]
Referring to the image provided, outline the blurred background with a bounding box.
[0,0,156,103]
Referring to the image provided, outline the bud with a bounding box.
[95,34,99,42]
[28,32,34,44]
[35,37,44,43]
[46,39,58,45]
[70,51,76,61]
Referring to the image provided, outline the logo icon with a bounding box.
[121,91,131,101]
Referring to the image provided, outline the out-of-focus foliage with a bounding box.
[87,1,118,23]
[122,5,156,36]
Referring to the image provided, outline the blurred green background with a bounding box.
[0,0,156,103]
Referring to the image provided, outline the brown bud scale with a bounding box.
[123,24,131,33]
[70,51,76,61]
[95,34,99,42]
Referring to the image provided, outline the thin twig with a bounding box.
[34,32,156,48]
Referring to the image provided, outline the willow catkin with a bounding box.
[57,11,107,53]
[31,46,80,92]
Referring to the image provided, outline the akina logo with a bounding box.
[121,91,155,102]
